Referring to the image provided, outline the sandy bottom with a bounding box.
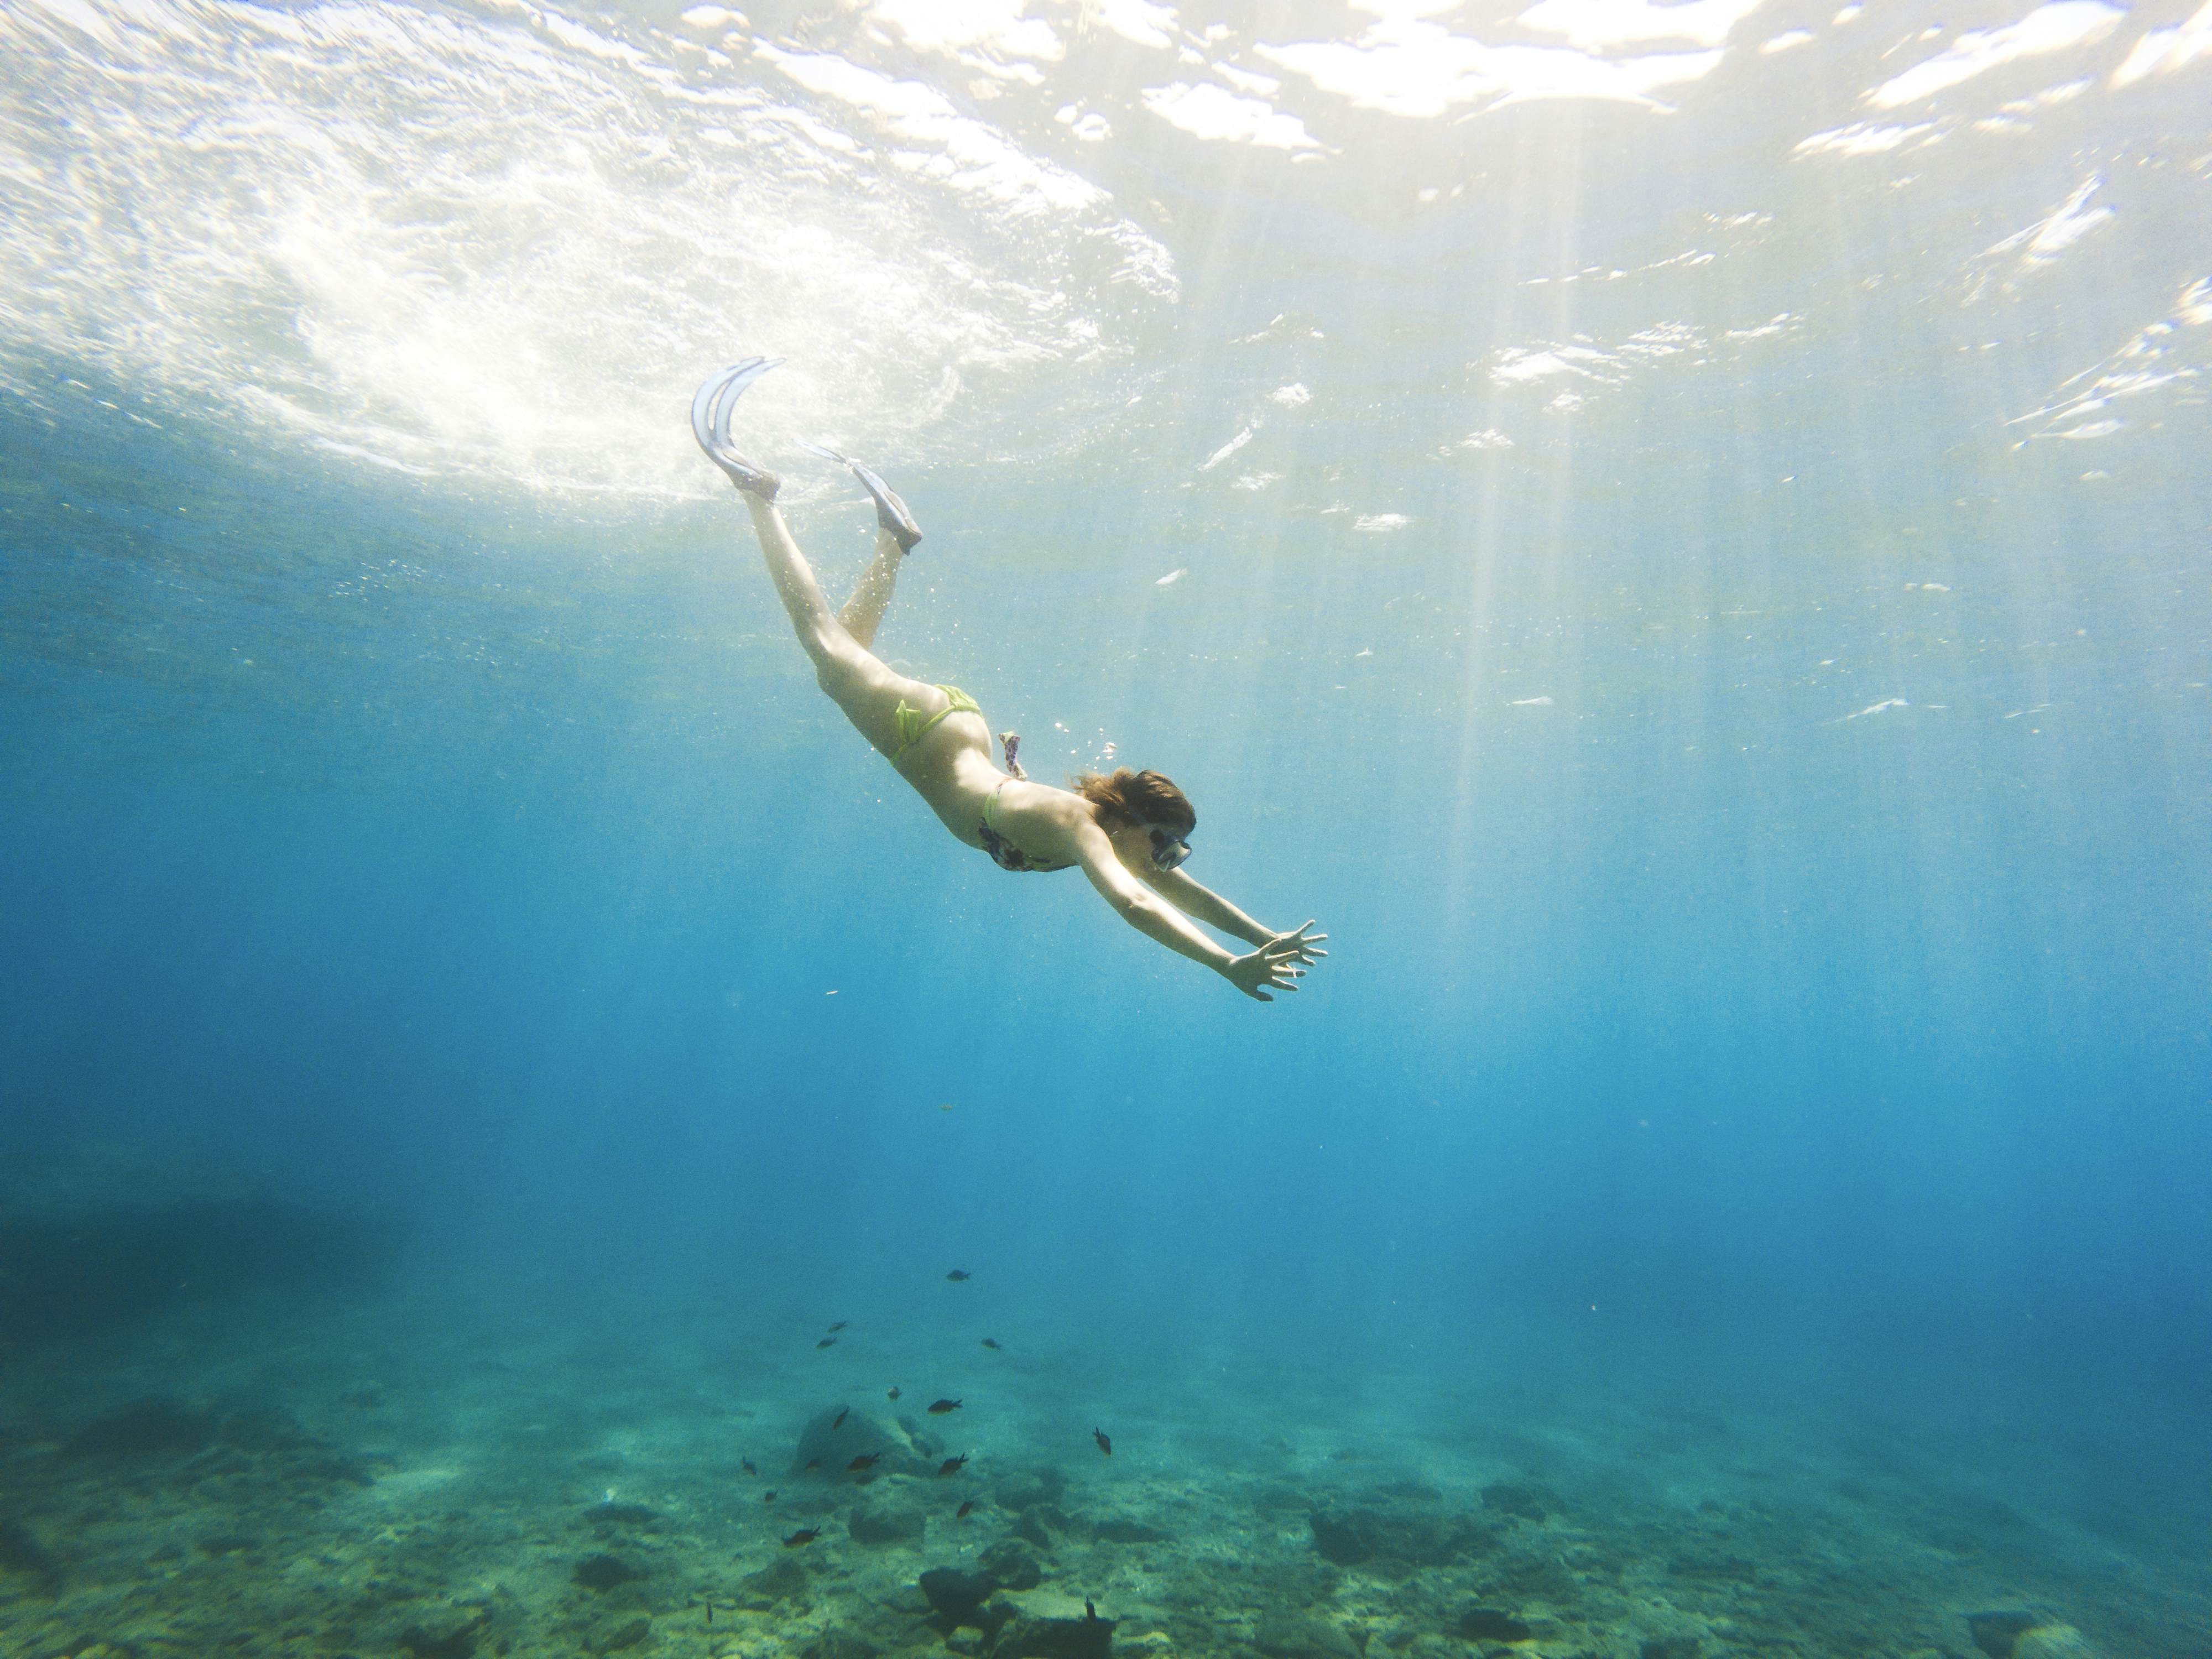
[0,1284,2202,1659]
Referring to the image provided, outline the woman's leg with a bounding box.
[742,496,937,758]
[837,526,907,651]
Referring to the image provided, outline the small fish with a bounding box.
[927,1399,962,1416]
[847,1454,880,1473]
[1093,1427,1112,1457]
[827,1321,847,1333]
[886,1387,901,1401]
[981,1337,1001,1350]
[832,1408,848,1430]
[763,1491,778,1503]
[946,1269,971,1281]
[937,1454,968,1477]
[817,1337,838,1349]
[804,1458,823,1472]
[956,1500,975,1519]
[783,1527,821,1547]
[741,1458,757,1476]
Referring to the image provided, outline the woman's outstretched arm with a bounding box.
[1068,822,1310,1000]
[1145,868,1327,966]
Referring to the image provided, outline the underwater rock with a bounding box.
[848,1498,927,1545]
[921,1567,1001,1626]
[1493,1549,1578,1602]
[1255,1613,1361,1659]
[2013,1626,2097,1659]
[62,1397,216,1460]
[1374,1480,1444,1502]
[1638,1639,1700,1659]
[0,1142,398,1339]
[1968,1614,2042,1659]
[796,1406,931,1482]
[996,1470,1067,1511]
[988,1610,1116,1659]
[216,1407,375,1487]
[1311,1506,1490,1569]
[1310,1510,1370,1565]
[1459,1610,1532,1644]
[1093,1516,1171,1545]
[978,1540,1045,1590]
[596,1616,651,1653]
[1479,1484,1553,1524]
[1968,1616,2095,1659]
[804,1626,881,1659]
[740,1554,811,1606]
[0,1517,63,1592]
[573,1552,647,1592]
[399,1623,480,1659]
[586,1501,659,1529]
[1665,1550,1760,1584]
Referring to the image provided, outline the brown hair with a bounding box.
[1073,768,1195,836]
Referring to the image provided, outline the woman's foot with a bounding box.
[691,358,783,497]
[797,440,924,552]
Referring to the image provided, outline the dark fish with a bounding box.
[956,1501,975,1519]
[887,1387,901,1401]
[805,1458,823,1471]
[832,1408,848,1430]
[783,1527,821,1547]
[847,1454,880,1473]
[1093,1427,1112,1457]
[981,1337,1001,1350]
[742,1458,757,1476]
[937,1454,968,1477]
[946,1269,971,1281]
[927,1399,962,1416]
[827,1321,847,1332]
[763,1491,778,1503]
[817,1337,837,1349]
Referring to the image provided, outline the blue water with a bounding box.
[3,0,2210,1652]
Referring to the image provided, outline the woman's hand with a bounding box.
[1268,920,1328,966]
[1224,928,1319,1001]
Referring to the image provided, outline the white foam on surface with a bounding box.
[1866,1,2123,109]
[1141,81,1322,148]
[1255,18,1724,119]
[2110,0,2212,86]
[1199,426,1256,468]
[1082,0,1181,50]
[2007,278,2212,441]
[0,0,1174,494]
[1515,0,1769,53]
[1794,119,1942,155]
[873,0,1064,60]
[1960,175,2114,301]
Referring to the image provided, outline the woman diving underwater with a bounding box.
[691,358,1326,1001]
